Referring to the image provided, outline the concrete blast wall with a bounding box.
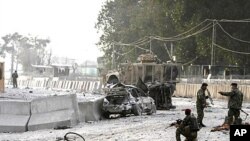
[28,94,79,131]
[175,83,250,101]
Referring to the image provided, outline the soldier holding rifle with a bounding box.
[196,83,213,128]
[218,83,243,125]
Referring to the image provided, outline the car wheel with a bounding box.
[132,104,142,116]
[147,104,156,115]
[120,111,127,117]
[120,113,126,117]
[103,112,110,119]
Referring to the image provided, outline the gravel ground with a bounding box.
[0,88,250,141]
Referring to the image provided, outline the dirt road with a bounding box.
[1,97,242,141]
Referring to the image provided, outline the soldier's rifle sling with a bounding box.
[241,109,249,115]
[240,109,249,120]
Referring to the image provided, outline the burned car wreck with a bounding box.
[102,83,156,118]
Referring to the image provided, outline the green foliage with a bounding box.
[96,0,250,67]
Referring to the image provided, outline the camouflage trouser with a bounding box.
[196,105,204,124]
[176,126,197,141]
[228,108,240,124]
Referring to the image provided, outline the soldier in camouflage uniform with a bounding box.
[218,83,243,125]
[176,109,198,141]
[196,83,209,127]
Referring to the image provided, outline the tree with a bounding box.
[0,33,51,73]
[0,32,23,75]
[96,0,250,67]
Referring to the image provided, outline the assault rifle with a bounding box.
[165,119,182,129]
[206,89,214,105]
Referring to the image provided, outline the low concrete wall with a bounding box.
[28,94,79,131]
[175,83,250,101]
[78,97,104,122]
[0,94,105,132]
[0,100,31,132]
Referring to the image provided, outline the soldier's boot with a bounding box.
[185,138,198,141]
[199,122,206,127]
[227,116,234,125]
[186,130,198,141]
[233,117,242,125]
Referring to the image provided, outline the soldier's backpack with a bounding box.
[190,114,200,131]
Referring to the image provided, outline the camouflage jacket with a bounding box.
[181,115,192,127]
[196,88,206,108]
[220,88,243,109]
[180,114,199,132]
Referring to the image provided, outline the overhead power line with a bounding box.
[154,19,210,39]
[213,43,250,55]
[206,19,250,23]
[113,19,212,46]
[182,56,199,66]
[111,19,250,66]
[216,21,250,44]
[152,22,213,42]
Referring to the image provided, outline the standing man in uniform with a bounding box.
[196,83,209,127]
[12,70,18,88]
[218,83,243,125]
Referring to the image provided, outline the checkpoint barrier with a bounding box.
[0,100,31,132]
[14,77,103,92]
[28,94,79,131]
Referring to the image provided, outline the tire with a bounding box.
[147,104,156,115]
[120,111,127,117]
[132,104,142,116]
[103,112,110,119]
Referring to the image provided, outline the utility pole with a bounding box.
[170,42,173,81]
[211,20,216,66]
[10,46,14,77]
[10,42,15,78]
[170,42,173,60]
[112,43,115,69]
[149,36,152,53]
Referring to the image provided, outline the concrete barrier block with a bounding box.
[31,95,73,113]
[0,101,30,115]
[0,115,30,132]
[28,110,74,131]
[0,101,31,132]
[78,97,104,122]
[28,94,79,131]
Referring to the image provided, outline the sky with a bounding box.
[0,0,105,63]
